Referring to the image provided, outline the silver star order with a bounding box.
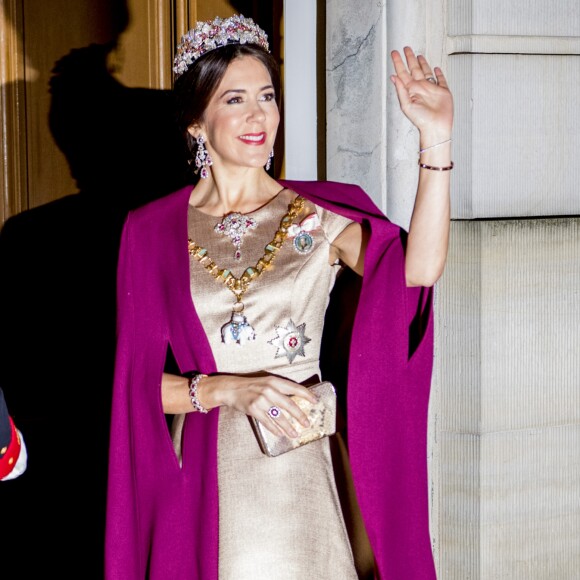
[268,319,311,363]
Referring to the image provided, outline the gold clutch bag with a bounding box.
[249,381,337,457]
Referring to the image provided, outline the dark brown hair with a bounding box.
[174,43,281,161]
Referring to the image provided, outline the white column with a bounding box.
[283,0,318,179]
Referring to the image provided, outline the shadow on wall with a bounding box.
[0,2,190,578]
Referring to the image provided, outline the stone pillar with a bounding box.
[432,1,580,575]
[434,219,580,578]
[325,0,388,211]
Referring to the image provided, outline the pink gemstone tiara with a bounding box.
[173,14,270,79]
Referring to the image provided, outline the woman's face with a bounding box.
[191,55,279,172]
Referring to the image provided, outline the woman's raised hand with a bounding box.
[390,46,453,136]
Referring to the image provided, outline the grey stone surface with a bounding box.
[326,0,388,212]
[449,53,580,219]
[432,219,580,578]
[447,0,580,37]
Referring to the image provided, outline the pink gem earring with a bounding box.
[194,135,213,179]
[265,149,274,171]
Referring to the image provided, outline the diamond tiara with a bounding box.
[173,14,270,79]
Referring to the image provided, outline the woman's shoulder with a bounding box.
[280,180,407,248]
[279,179,386,221]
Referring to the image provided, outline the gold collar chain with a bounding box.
[188,195,305,307]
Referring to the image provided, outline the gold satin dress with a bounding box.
[176,188,363,579]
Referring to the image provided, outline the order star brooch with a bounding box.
[268,319,311,363]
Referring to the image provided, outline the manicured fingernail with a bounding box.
[290,429,299,438]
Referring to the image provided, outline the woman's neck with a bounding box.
[190,166,282,216]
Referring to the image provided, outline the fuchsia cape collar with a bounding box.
[105,180,436,579]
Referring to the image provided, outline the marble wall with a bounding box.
[326,0,388,214]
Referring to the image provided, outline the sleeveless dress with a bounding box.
[176,188,359,579]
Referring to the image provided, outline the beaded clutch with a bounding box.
[250,381,337,457]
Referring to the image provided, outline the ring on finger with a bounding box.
[267,405,282,420]
[426,76,437,84]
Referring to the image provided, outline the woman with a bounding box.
[105,14,453,580]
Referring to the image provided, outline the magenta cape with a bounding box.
[105,180,436,579]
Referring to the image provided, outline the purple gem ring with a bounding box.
[267,405,281,420]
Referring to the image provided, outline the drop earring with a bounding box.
[194,135,213,179]
[265,149,274,171]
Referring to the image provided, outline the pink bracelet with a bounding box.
[188,373,209,413]
[418,160,454,171]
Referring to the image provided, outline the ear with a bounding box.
[187,123,203,140]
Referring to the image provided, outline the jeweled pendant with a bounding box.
[214,213,258,261]
[221,310,256,346]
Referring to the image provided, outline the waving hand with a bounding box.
[390,46,453,135]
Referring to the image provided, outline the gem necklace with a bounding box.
[188,195,305,345]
